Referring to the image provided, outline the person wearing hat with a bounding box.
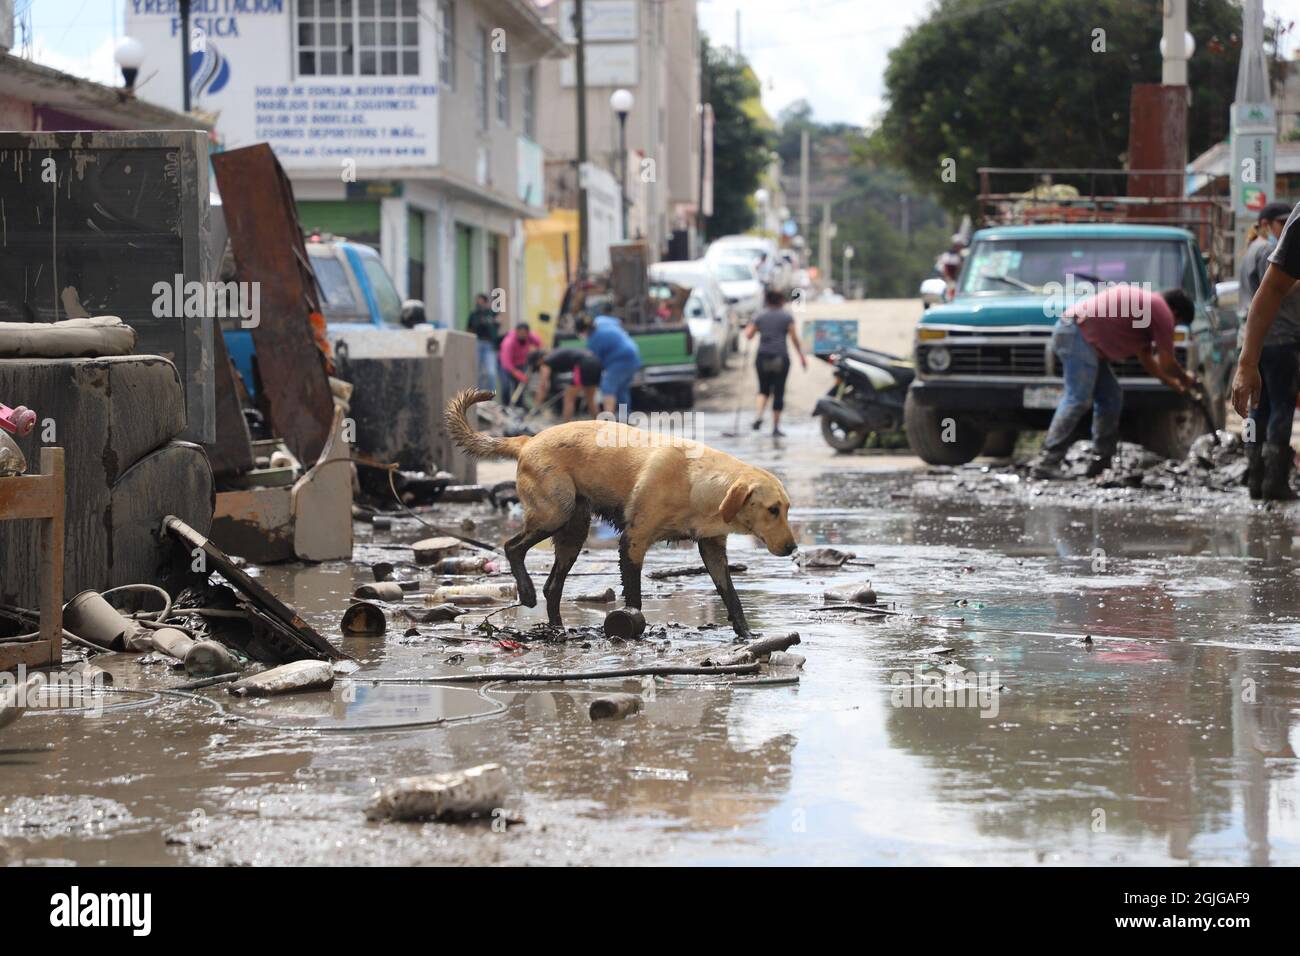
[1236,202,1300,500]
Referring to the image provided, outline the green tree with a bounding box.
[878,0,1245,214]
[702,37,774,239]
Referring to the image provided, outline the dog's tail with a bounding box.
[444,388,530,460]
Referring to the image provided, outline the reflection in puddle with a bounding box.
[3,450,1300,865]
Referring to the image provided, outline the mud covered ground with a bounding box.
[3,397,1300,866]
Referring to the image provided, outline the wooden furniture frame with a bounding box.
[0,447,64,671]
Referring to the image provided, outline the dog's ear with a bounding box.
[719,480,753,522]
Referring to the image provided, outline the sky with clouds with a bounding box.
[12,0,1300,127]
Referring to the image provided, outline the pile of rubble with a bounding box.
[915,431,1284,505]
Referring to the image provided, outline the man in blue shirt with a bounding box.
[577,313,642,414]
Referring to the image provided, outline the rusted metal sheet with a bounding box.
[211,145,333,465]
[0,130,216,443]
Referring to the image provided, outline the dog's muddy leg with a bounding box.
[508,472,577,608]
[544,500,591,625]
[504,527,554,607]
[699,536,751,638]
[618,536,645,609]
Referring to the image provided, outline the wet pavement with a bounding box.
[3,411,1300,866]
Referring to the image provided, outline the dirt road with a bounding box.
[6,299,1299,866]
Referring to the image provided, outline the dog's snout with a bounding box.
[782,542,798,557]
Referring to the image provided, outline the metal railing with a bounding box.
[975,167,1235,279]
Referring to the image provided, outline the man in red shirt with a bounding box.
[1032,285,1196,479]
[498,323,542,407]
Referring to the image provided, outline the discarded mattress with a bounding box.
[0,317,136,358]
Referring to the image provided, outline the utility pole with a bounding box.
[819,201,835,290]
[899,194,910,246]
[735,9,741,57]
[180,0,192,112]
[574,0,589,279]
[799,129,810,237]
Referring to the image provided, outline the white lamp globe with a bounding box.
[609,88,634,115]
[115,36,145,70]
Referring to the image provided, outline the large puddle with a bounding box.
[3,414,1299,865]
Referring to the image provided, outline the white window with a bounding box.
[494,48,509,125]
[295,0,419,78]
[522,65,536,139]
[474,27,489,129]
[436,0,455,88]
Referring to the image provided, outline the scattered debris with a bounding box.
[62,590,150,651]
[429,582,517,603]
[185,640,240,678]
[353,582,406,601]
[148,626,196,661]
[589,693,642,721]
[699,632,802,667]
[604,607,647,640]
[414,604,466,623]
[412,536,463,564]
[341,602,386,637]
[767,651,806,669]
[488,481,519,509]
[824,583,878,604]
[164,516,345,662]
[432,556,497,575]
[649,563,746,580]
[575,587,616,603]
[796,547,862,569]
[228,659,335,697]
[366,763,507,822]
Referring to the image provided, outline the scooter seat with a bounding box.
[840,348,915,388]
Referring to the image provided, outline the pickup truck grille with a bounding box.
[941,344,1048,375]
[918,336,1187,379]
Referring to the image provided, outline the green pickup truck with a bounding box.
[551,280,698,408]
[905,223,1240,464]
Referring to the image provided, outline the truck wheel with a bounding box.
[1141,404,1210,460]
[820,416,868,453]
[981,429,1019,458]
[903,392,985,465]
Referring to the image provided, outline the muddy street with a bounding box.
[4,363,1299,866]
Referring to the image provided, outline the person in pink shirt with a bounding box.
[498,323,542,406]
[1031,285,1196,479]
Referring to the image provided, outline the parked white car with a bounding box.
[647,259,738,376]
[705,235,789,291]
[708,256,764,321]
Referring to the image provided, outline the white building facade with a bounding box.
[125,0,561,329]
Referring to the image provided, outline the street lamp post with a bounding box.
[610,88,634,241]
[115,37,145,91]
[843,245,854,297]
[180,0,192,112]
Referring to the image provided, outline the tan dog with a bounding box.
[445,388,796,637]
